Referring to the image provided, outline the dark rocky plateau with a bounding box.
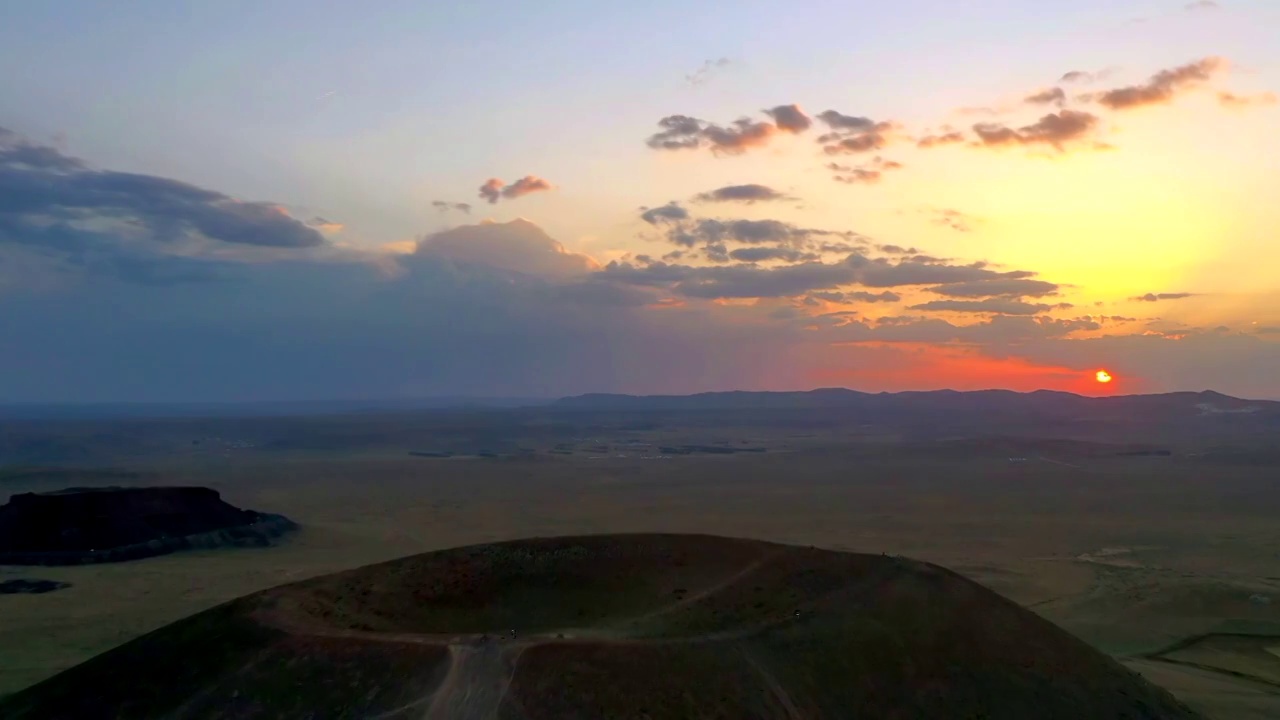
[0,578,70,594]
[0,485,296,565]
[0,534,1202,719]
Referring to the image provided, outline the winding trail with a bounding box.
[423,641,526,720]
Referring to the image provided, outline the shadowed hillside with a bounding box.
[0,534,1202,719]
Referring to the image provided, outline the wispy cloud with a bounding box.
[685,57,731,86]
[1218,91,1277,108]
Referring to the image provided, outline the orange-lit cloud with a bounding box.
[826,157,903,184]
[478,175,555,204]
[916,131,966,148]
[971,110,1102,151]
[307,216,344,234]
[1218,91,1278,108]
[1024,87,1067,107]
[1085,57,1226,110]
[645,105,812,156]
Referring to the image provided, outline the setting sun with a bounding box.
[1096,370,1113,384]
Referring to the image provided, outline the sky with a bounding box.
[1,0,1278,402]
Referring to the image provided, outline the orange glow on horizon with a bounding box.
[812,344,1126,396]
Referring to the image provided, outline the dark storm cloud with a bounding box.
[692,184,791,204]
[827,157,903,185]
[908,298,1058,315]
[478,176,555,204]
[1086,57,1225,110]
[927,278,1061,298]
[972,110,1100,151]
[1024,88,1066,107]
[1131,292,1198,302]
[639,201,691,224]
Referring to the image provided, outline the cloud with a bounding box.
[916,131,967,148]
[1131,291,1197,302]
[639,201,691,224]
[1087,57,1226,110]
[431,200,472,214]
[600,251,1048,301]
[924,208,979,233]
[763,104,813,133]
[639,206,868,263]
[1185,0,1218,10]
[692,184,792,204]
[811,290,901,304]
[908,298,1061,315]
[926,278,1061,298]
[856,257,1040,289]
[972,110,1101,151]
[1024,88,1066,107]
[727,246,820,263]
[415,218,598,278]
[645,105,812,156]
[829,315,1101,345]
[685,57,731,86]
[827,157,903,185]
[478,175,555,204]
[308,217,345,234]
[1218,91,1278,108]
[816,111,897,155]
[1060,71,1095,84]
[0,128,327,287]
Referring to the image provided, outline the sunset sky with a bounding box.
[2,1,1278,401]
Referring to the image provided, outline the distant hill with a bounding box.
[0,534,1201,719]
[553,387,1276,414]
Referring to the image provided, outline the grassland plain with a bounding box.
[1,424,1279,717]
